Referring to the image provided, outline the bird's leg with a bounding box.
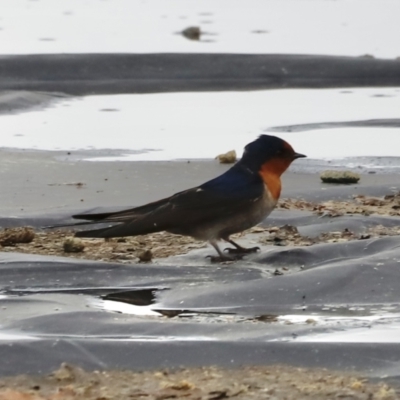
[224,238,260,254]
[207,240,243,263]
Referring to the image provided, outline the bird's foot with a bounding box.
[224,246,260,255]
[206,254,244,263]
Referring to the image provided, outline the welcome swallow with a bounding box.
[73,135,306,261]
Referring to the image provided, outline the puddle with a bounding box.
[101,288,164,306]
[274,312,400,343]
[0,332,38,341]
[298,323,400,343]
[100,300,161,317]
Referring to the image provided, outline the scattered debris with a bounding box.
[0,364,396,400]
[215,150,237,164]
[278,193,400,217]
[0,227,35,247]
[258,223,399,248]
[260,224,313,247]
[63,237,85,253]
[320,170,360,184]
[0,229,202,263]
[182,26,201,40]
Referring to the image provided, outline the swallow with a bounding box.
[72,135,306,262]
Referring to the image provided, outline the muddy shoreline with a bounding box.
[0,147,399,217]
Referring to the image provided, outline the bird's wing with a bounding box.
[74,165,264,238]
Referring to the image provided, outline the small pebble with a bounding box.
[63,238,85,253]
[138,249,153,262]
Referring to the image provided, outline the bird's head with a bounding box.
[240,134,306,176]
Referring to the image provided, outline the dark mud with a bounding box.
[1,53,400,96]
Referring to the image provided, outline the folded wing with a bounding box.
[74,164,264,238]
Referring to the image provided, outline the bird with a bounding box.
[72,135,306,262]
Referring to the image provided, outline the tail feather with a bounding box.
[75,226,116,238]
[72,197,171,223]
[72,210,137,223]
[44,220,99,229]
[74,220,162,238]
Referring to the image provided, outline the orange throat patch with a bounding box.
[258,158,292,200]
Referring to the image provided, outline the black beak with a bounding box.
[293,152,307,159]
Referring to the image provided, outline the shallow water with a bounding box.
[1,0,400,57]
[1,88,400,170]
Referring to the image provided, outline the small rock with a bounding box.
[256,314,278,322]
[215,150,237,164]
[0,227,35,247]
[138,249,153,262]
[63,237,85,253]
[182,26,201,40]
[320,170,360,184]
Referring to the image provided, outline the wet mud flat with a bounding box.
[1,156,400,397]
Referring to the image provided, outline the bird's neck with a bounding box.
[258,158,290,200]
[259,170,281,200]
